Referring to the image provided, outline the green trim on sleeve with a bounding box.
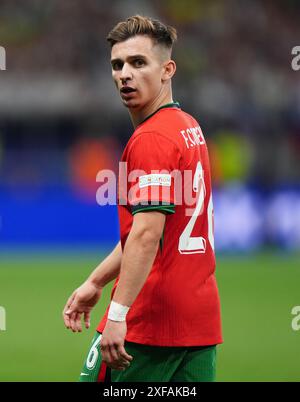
[131,204,175,215]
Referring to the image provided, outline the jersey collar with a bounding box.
[138,102,180,126]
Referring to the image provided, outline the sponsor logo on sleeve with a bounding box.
[139,174,171,188]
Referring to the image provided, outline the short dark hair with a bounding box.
[107,15,177,51]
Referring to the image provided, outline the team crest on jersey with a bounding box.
[139,174,171,188]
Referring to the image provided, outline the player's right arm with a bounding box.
[62,241,122,332]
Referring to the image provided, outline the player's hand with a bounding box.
[100,320,133,371]
[62,280,102,332]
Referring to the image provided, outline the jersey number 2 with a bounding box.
[178,161,214,254]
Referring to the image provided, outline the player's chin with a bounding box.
[122,100,140,109]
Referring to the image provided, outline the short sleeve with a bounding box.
[123,132,181,215]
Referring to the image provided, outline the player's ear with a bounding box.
[162,60,176,82]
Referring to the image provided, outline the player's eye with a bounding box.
[133,59,145,67]
[112,61,123,71]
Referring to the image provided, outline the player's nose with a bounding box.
[120,63,133,82]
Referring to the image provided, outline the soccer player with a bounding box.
[63,15,222,382]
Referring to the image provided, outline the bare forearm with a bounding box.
[88,241,122,288]
[113,231,160,307]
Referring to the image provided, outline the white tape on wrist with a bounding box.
[108,301,130,322]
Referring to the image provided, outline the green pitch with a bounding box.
[0,249,299,382]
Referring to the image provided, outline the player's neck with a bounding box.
[130,92,174,129]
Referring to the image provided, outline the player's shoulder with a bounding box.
[131,106,200,151]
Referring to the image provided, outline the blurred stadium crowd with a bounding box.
[0,0,299,250]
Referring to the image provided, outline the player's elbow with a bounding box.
[131,222,164,248]
[132,225,162,247]
[130,211,166,247]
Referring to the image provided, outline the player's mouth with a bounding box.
[120,86,136,98]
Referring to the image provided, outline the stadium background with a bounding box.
[0,0,300,382]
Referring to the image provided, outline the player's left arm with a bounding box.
[100,210,166,370]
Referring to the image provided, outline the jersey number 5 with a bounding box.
[178,161,214,254]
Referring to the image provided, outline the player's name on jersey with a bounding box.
[180,125,205,149]
[0,46,6,70]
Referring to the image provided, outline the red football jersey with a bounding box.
[97,103,222,346]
